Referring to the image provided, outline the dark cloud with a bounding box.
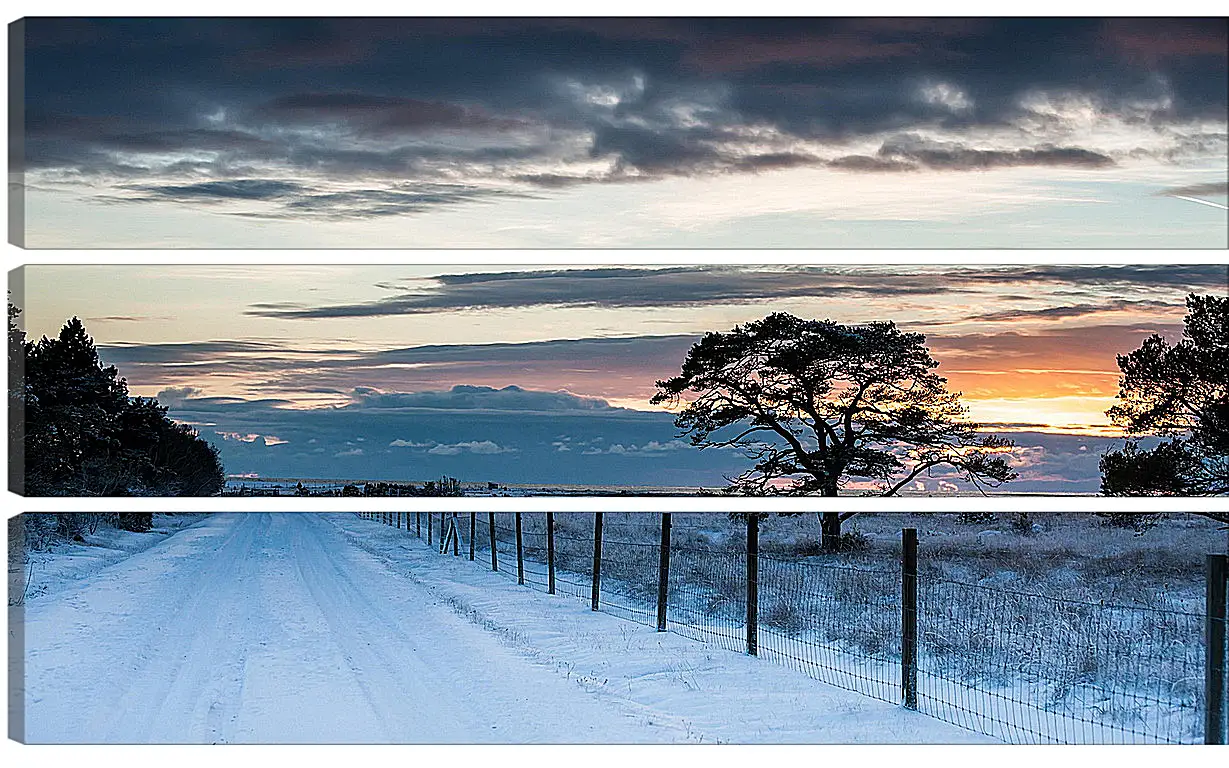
[836,136,1117,172]
[733,152,825,172]
[348,384,619,413]
[244,266,972,318]
[828,155,920,172]
[951,299,1186,324]
[117,178,532,220]
[940,264,1228,291]
[245,265,1227,319]
[98,128,277,155]
[99,339,293,365]
[1157,181,1229,197]
[589,124,723,173]
[129,179,303,202]
[15,18,1227,220]
[172,396,298,412]
[255,92,532,135]
[1100,18,1229,65]
[277,184,532,219]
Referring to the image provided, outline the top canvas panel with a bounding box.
[8,17,1228,248]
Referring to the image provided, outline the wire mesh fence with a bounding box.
[358,511,1226,745]
[757,553,902,704]
[665,543,748,655]
[917,579,1206,744]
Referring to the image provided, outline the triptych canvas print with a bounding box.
[4,15,1228,748]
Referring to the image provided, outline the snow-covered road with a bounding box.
[15,513,988,744]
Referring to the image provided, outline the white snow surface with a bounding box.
[10,514,209,605]
[15,512,990,744]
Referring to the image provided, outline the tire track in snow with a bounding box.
[287,515,482,741]
[93,513,265,742]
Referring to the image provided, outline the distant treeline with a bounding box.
[9,306,225,496]
[224,477,466,497]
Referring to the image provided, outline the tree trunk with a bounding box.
[820,512,842,552]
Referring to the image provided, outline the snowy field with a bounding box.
[444,511,1223,743]
[12,513,987,744]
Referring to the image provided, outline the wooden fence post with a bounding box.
[489,512,498,571]
[902,527,919,711]
[746,514,758,656]
[451,513,460,556]
[469,512,476,561]
[657,512,672,632]
[547,512,556,595]
[416,511,421,537]
[1207,553,1228,744]
[515,512,525,584]
[427,511,433,546]
[591,512,604,611]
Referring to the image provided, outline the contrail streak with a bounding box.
[1171,195,1229,210]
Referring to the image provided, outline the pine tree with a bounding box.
[15,308,225,496]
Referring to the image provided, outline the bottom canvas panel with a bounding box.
[7,512,1228,745]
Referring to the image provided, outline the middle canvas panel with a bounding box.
[9,262,1222,499]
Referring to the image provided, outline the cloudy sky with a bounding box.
[13,17,1229,247]
[13,263,1228,492]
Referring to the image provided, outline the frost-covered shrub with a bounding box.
[116,513,153,532]
[1010,512,1036,536]
[1097,512,1162,534]
[958,512,995,525]
[837,530,871,552]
